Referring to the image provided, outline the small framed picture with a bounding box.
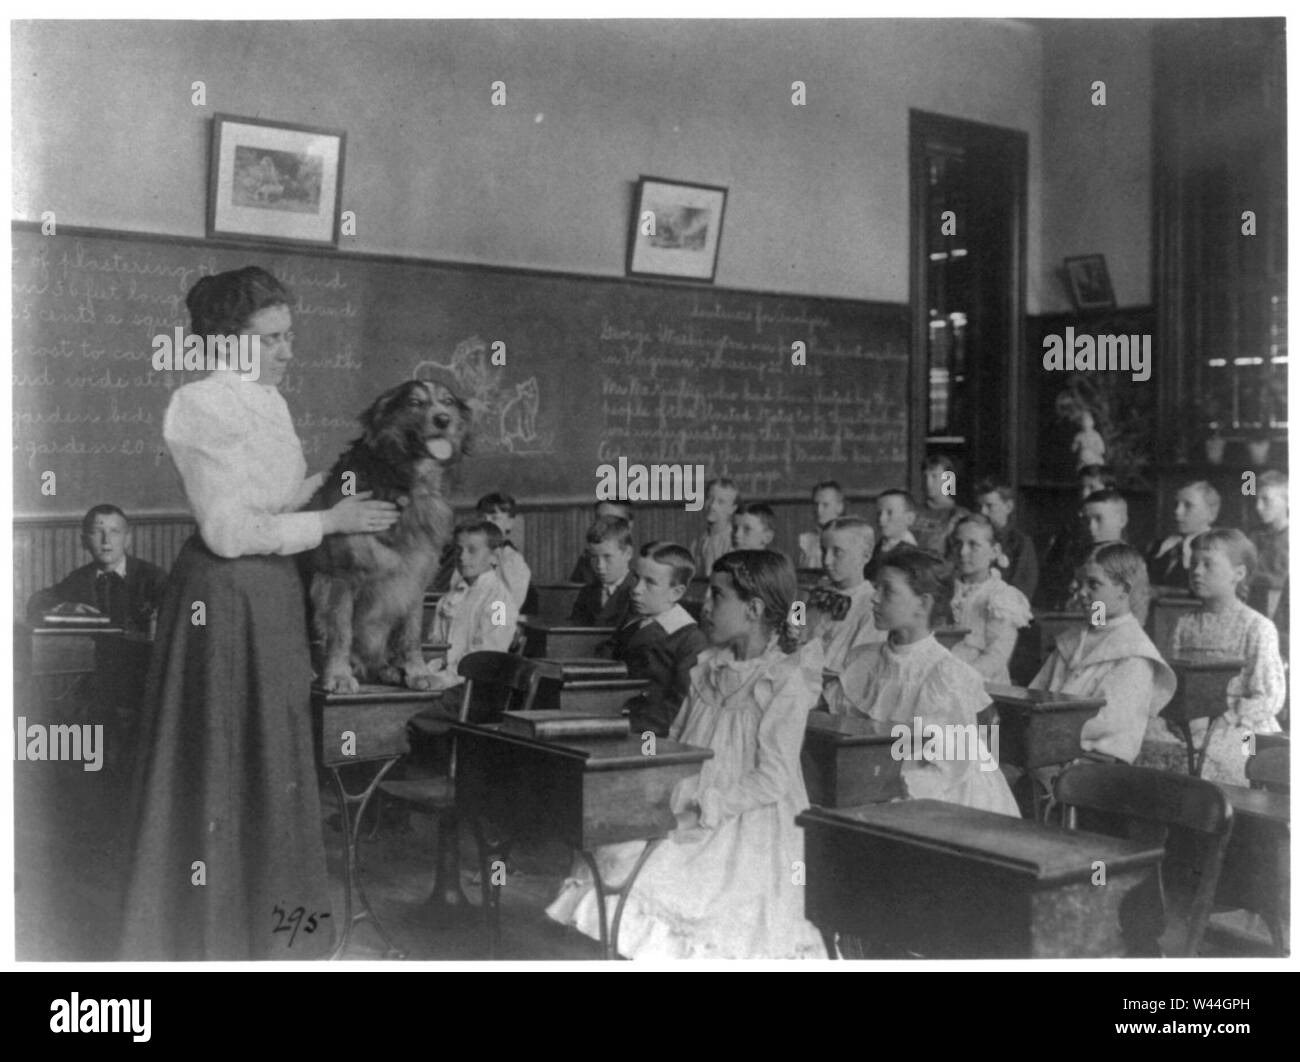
[207,114,346,247]
[1063,254,1117,312]
[626,176,727,282]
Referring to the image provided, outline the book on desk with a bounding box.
[499,710,629,741]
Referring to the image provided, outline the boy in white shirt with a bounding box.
[809,516,886,675]
[447,492,531,611]
[426,520,519,688]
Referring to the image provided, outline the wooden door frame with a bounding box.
[908,109,1028,496]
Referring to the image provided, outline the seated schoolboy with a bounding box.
[1249,470,1288,624]
[948,514,1033,685]
[569,500,634,584]
[425,519,520,689]
[797,480,845,570]
[1138,529,1286,785]
[974,478,1038,601]
[830,548,1019,816]
[599,542,709,738]
[732,502,777,552]
[912,455,969,554]
[570,515,637,627]
[1145,480,1218,594]
[1030,542,1175,770]
[1038,464,1117,608]
[807,516,884,674]
[27,503,169,632]
[865,488,918,581]
[446,492,532,612]
[691,478,739,577]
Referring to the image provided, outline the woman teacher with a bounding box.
[120,266,398,960]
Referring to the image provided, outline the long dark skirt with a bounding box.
[119,535,333,960]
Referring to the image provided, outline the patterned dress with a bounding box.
[546,638,828,959]
[949,570,1033,685]
[1139,598,1286,785]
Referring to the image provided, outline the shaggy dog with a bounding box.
[306,380,471,693]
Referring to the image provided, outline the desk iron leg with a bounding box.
[326,758,407,960]
[581,838,664,961]
[471,817,511,958]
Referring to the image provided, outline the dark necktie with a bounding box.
[96,571,121,623]
[809,587,852,621]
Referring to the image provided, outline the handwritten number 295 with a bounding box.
[272,904,330,947]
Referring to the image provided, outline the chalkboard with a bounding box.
[12,225,910,515]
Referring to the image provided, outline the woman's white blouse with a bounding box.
[163,371,325,558]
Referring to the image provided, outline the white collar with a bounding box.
[643,603,695,635]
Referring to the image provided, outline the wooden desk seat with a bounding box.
[1213,781,1290,955]
[1149,594,1202,659]
[532,583,584,620]
[797,799,1163,958]
[1032,611,1087,664]
[801,711,903,808]
[521,620,617,659]
[986,685,1105,772]
[934,625,970,651]
[1163,654,1245,776]
[531,658,649,715]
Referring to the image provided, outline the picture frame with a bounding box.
[626,176,727,282]
[207,114,346,247]
[1063,254,1117,312]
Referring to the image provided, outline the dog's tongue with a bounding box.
[426,437,454,461]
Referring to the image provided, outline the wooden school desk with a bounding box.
[530,658,650,715]
[1162,654,1244,776]
[985,685,1105,771]
[521,619,616,659]
[310,684,446,958]
[452,721,712,958]
[797,799,1164,958]
[1213,782,1290,955]
[801,712,904,807]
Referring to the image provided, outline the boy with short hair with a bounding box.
[974,478,1038,601]
[446,492,532,611]
[1081,489,1129,545]
[426,519,519,689]
[866,489,918,581]
[798,480,846,570]
[691,478,739,576]
[731,502,777,551]
[569,500,635,584]
[570,516,637,626]
[600,542,710,737]
[1250,470,1289,623]
[809,516,885,674]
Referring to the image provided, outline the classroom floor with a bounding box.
[13,744,1280,963]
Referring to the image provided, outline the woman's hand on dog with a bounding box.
[323,491,400,535]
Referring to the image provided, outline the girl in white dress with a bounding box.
[1139,529,1286,785]
[948,514,1032,685]
[546,549,827,959]
[830,548,1020,817]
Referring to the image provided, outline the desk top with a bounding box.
[543,658,629,681]
[1168,653,1246,673]
[1215,782,1290,825]
[797,800,1163,884]
[24,624,126,637]
[310,683,448,706]
[453,720,712,772]
[522,619,617,635]
[805,711,897,746]
[985,684,1106,713]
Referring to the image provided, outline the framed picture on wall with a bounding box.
[207,114,346,247]
[1063,254,1117,312]
[626,176,727,282]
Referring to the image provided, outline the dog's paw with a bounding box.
[322,672,361,694]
